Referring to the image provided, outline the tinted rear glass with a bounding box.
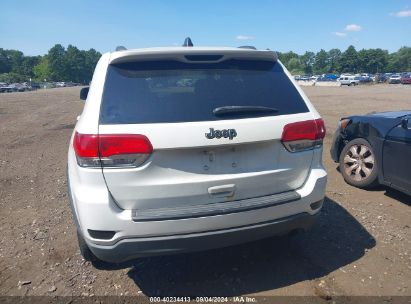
[100,59,309,124]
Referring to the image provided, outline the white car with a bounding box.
[339,75,359,86]
[68,40,327,263]
[388,74,401,84]
[56,82,66,87]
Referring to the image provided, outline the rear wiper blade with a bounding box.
[213,106,278,117]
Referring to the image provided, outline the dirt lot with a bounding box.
[0,85,410,298]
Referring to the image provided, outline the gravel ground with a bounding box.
[0,85,410,298]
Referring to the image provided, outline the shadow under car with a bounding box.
[92,196,375,296]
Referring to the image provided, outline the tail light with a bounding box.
[73,132,153,168]
[338,118,351,131]
[281,119,326,152]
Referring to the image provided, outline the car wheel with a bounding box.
[339,138,379,188]
[77,230,98,262]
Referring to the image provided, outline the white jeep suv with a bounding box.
[67,42,327,263]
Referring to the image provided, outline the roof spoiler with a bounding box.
[110,48,278,64]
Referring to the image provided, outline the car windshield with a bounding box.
[100,59,309,124]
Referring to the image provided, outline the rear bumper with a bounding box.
[88,212,318,263]
[68,162,326,262]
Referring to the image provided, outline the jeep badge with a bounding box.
[205,128,237,140]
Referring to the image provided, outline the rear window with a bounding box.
[100,59,309,124]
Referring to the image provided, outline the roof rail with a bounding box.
[115,46,127,52]
[238,46,257,50]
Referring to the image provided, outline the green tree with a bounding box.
[0,49,40,81]
[33,57,51,81]
[66,45,85,82]
[327,49,342,73]
[0,48,12,73]
[83,48,101,84]
[277,51,301,74]
[387,47,411,72]
[313,49,329,74]
[357,49,369,73]
[278,51,299,66]
[301,51,315,74]
[0,73,27,83]
[47,44,67,81]
[370,49,389,73]
[7,50,25,75]
[339,45,359,73]
[358,48,388,73]
[287,57,303,75]
[21,56,41,77]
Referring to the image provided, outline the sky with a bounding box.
[1,0,411,56]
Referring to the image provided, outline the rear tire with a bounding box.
[339,138,379,188]
[77,230,98,262]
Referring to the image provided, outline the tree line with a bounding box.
[278,45,411,75]
[0,44,410,84]
[0,44,101,84]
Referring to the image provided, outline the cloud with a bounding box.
[390,10,411,17]
[333,31,347,37]
[236,35,255,40]
[345,24,362,31]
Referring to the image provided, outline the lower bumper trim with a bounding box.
[88,212,318,263]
